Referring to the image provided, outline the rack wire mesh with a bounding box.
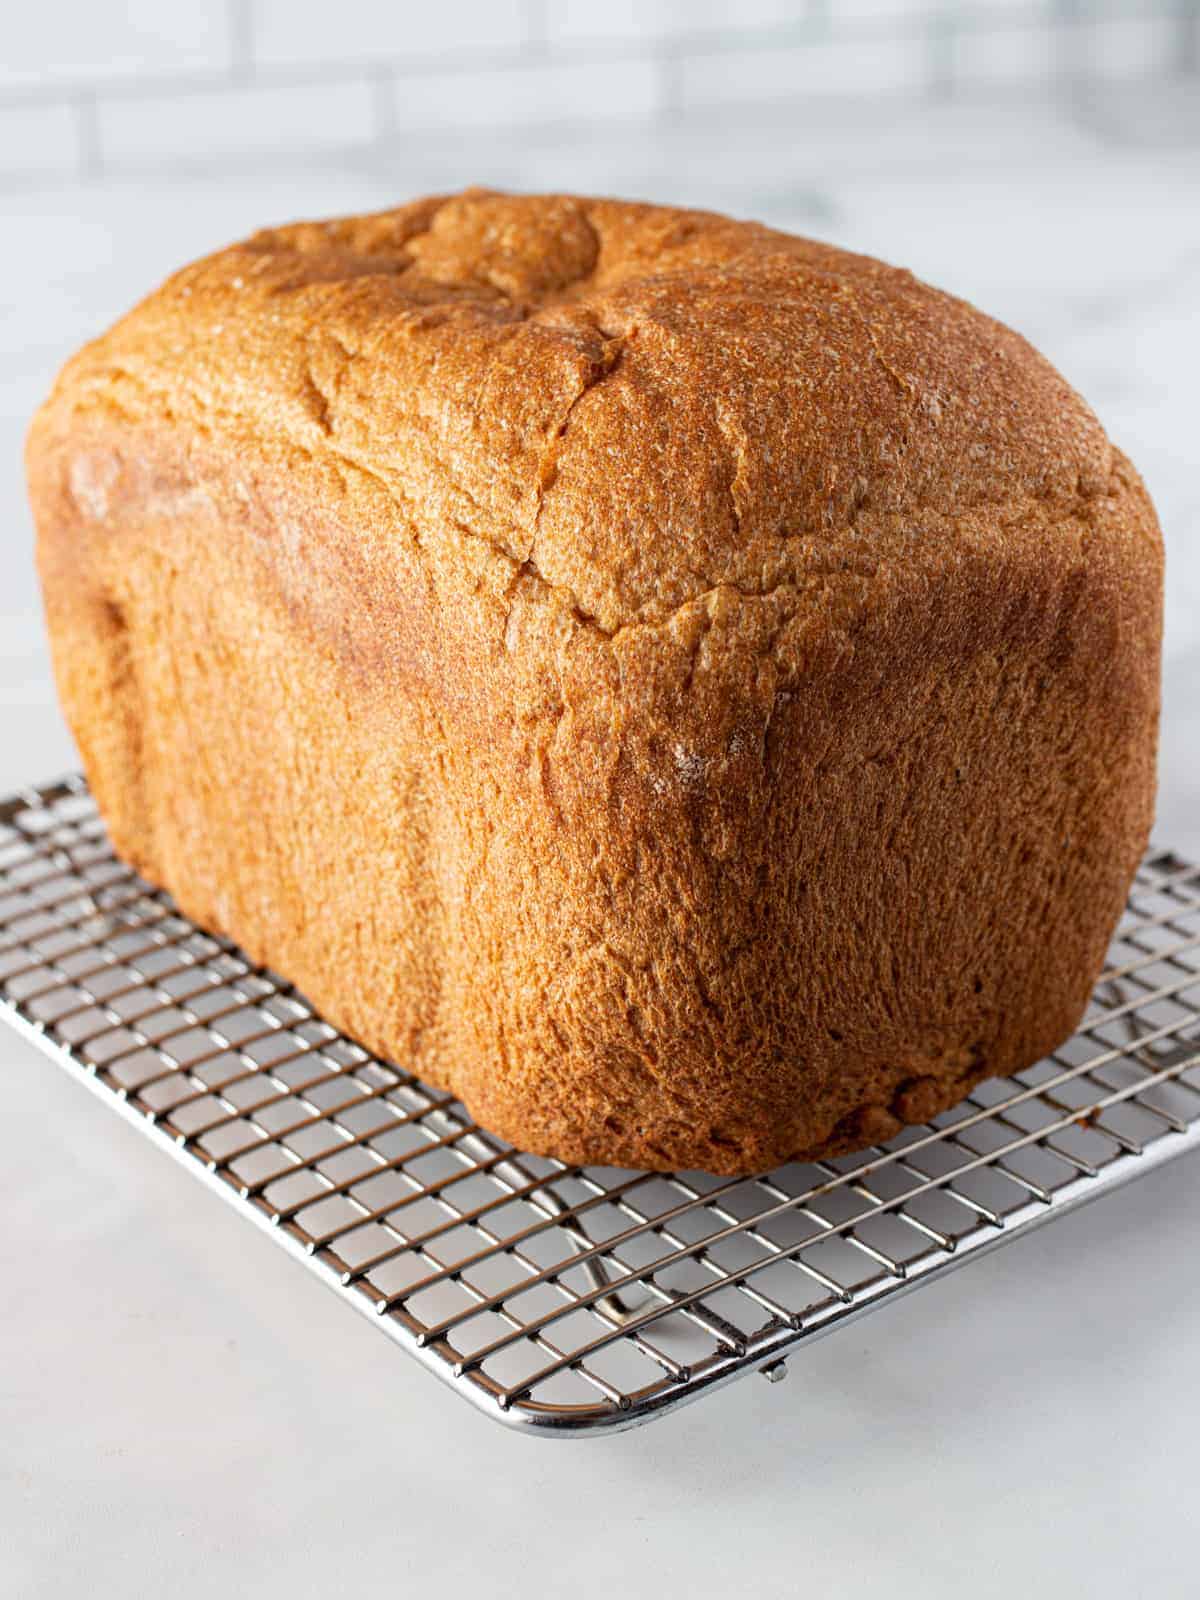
[2,774,1199,1435]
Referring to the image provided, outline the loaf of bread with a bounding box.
[27,190,1162,1175]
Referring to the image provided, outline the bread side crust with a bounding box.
[29,421,1161,1173]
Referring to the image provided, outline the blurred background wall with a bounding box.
[2,0,1198,847]
[2,0,1197,181]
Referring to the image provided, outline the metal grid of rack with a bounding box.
[2,774,1199,1436]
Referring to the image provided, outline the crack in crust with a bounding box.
[530,330,626,557]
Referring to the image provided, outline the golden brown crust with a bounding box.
[27,190,1163,1174]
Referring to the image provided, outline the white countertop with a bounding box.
[2,95,1199,1598]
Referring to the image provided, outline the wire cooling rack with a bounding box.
[3,775,1199,1436]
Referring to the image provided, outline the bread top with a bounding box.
[34,188,1115,635]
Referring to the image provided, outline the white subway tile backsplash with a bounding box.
[251,0,530,70]
[0,0,1190,186]
[388,55,663,131]
[97,77,377,169]
[543,0,810,45]
[677,33,930,107]
[953,21,1066,84]
[0,100,81,177]
[0,0,231,90]
[1082,16,1180,79]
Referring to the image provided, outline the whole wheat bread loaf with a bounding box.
[26,190,1163,1174]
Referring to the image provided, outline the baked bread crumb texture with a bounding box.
[27,190,1162,1175]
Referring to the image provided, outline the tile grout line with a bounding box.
[229,0,256,85]
[74,91,102,181]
